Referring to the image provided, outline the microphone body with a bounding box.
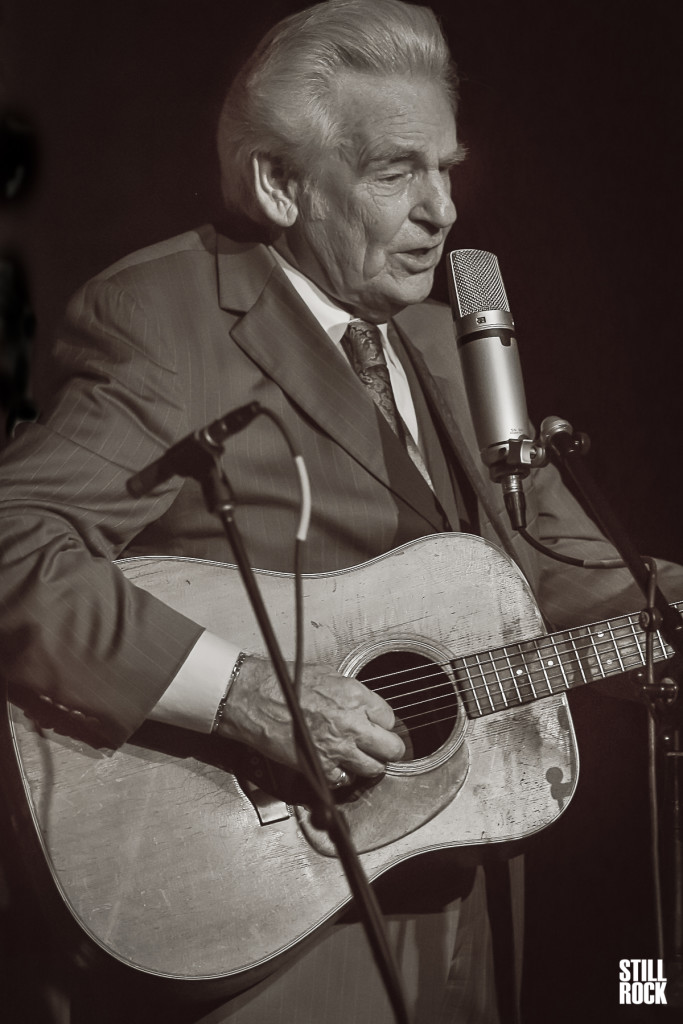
[447,249,533,472]
[447,249,537,528]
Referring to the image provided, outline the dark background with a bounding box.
[1,1,682,1021]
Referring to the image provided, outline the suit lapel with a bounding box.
[216,240,445,531]
[392,311,521,562]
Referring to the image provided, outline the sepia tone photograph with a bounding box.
[1,2,682,1022]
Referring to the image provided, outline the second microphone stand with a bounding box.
[511,417,683,1001]
[166,422,411,1024]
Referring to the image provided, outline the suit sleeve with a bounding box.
[0,274,205,747]
[528,458,683,628]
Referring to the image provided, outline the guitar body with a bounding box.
[4,533,578,992]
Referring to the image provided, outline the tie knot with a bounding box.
[342,320,386,376]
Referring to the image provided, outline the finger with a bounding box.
[357,719,405,763]
[317,755,364,785]
[330,725,405,779]
[336,748,390,779]
[361,690,397,731]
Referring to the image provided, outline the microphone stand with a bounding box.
[130,423,411,1024]
[535,418,683,1001]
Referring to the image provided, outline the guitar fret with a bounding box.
[618,616,646,671]
[557,630,585,688]
[590,628,608,678]
[656,631,669,661]
[521,638,562,699]
[502,646,524,705]
[606,620,626,673]
[568,630,590,686]
[629,617,645,666]
[474,652,496,712]
[549,636,570,691]
[487,650,510,709]
[458,656,483,717]
[518,647,538,699]
[532,638,554,696]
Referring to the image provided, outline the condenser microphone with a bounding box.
[447,249,537,529]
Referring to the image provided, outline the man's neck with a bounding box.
[271,237,388,324]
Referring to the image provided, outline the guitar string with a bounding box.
[357,625,669,719]
[391,622,668,731]
[402,618,663,687]
[342,630,670,738]
[366,621,662,693]
[363,612,657,691]
[346,604,679,733]
[368,595,680,695]
[397,700,467,732]
[345,596,681,721]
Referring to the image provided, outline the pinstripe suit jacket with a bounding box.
[0,225,674,748]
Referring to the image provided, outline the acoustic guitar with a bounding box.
[3,533,673,995]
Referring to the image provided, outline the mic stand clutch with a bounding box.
[483,435,541,533]
[539,416,683,1002]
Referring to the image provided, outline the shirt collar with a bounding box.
[269,246,388,348]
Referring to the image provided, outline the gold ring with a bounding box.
[331,768,351,789]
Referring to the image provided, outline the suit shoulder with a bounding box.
[65,225,221,333]
[91,224,218,286]
[61,226,223,373]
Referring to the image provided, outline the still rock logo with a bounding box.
[619,960,667,1005]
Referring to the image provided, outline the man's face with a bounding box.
[283,73,460,322]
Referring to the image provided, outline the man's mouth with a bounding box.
[396,245,442,270]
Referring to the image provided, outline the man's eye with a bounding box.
[378,170,410,184]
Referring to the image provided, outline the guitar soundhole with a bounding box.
[356,651,457,761]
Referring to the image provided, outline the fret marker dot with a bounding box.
[546,660,554,667]
[597,632,604,638]
[516,669,524,676]
[606,659,613,665]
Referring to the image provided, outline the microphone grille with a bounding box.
[448,249,510,317]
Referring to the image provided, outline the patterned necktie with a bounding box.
[341,320,432,486]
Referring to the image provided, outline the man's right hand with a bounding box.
[214,654,406,785]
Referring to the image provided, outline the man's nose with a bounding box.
[411,172,457,230]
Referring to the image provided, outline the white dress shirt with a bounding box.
[149,249,422,731]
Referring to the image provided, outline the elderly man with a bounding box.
[1,2,680,1022]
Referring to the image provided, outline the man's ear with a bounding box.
[252,154,299,228]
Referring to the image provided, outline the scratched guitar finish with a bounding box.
[6,533,671,992]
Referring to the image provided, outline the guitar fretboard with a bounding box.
[452,601,683,718]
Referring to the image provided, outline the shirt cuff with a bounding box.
[148,630,243,733]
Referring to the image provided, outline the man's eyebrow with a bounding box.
[362,145,467,169]
[445,146,468,167]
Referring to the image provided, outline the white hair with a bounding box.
[217,0,458,234]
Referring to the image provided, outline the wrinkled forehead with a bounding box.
[327,72,458,166]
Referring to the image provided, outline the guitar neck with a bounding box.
[454,600,683,719]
